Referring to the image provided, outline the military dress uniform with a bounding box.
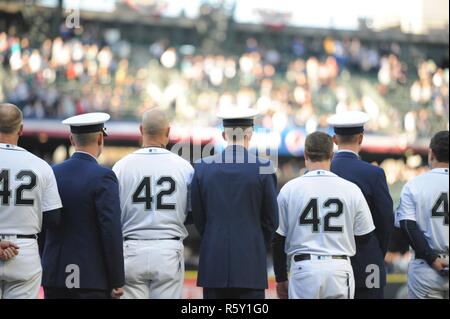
[41,113,125,299]
[191,108,279,299]
[329,112,394,299]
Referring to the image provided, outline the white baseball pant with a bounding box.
[289,256,355,299]
[408,257,449,299]
[122,239,184,299]
[0,237,42,299]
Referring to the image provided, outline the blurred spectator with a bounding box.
[0,31,447,139]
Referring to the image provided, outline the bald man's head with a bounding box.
[0,103,23,134]
[141,108,170,137]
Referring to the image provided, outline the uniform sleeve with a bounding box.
[354,187,376,236]
[400,219,439,266]
[191,164,206,236]
[371,169,395,255]
[276,190,288,237]
[272,233,288,283]
[42,166,63,213]
[111,161,121,181]
[395,183,417,225]
[185,164,195,216]
[94,170,125,289]
[261,172,279,244]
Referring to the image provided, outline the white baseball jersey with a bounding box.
[0,143,62,235]
[113,147,194,240]
[396,168,449,254]
[277,170,375,257]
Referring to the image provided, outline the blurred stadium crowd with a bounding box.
[0,2,448,298]
[0,29,448,141]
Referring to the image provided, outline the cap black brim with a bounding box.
[333,126,364,135]
[223,118,254,127]
[70,124,108,136]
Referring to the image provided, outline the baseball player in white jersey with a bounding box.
[113,108,194,299]
[396,131,449,299]
[0,103,62,299]
[273,132,375,299]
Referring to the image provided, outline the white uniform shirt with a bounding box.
[277,170,375,257]
[113,147,194,240]
[396,168,449,254]
[0,143,62,234]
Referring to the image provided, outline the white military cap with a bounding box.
[62,112,111,136]
[217,107,259,127]
[327,111,370,135]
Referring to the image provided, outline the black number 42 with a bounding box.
[132,176,176,211]
[0,169,37,206]
[299,198,344,232]
[432,192,449,226]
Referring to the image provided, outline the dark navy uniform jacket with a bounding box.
[42,152,125,290]
[191,145,279,290]
[331,151,394,288]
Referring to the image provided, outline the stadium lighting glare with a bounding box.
[160,48,177,68]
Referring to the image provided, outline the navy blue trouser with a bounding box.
[44,287,110,299]
[355,287,384,299]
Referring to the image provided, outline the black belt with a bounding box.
[124,237,181,241]
[294,254,348,262]
[0,234,37,240]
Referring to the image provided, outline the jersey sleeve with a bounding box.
[353,187,376,236]
[184,162,195,215]
[42,165,63,212]
[395,182,417,226]
[112,160,122,179]
[276,189,289,237]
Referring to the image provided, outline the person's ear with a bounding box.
[332,135,338,145]
[247,129,253,141]
[18,124,24,137]
[69,134,75,147]
[98,133,103,146]
[163,126,171,146]
[304,152,309,162]
[359,134,364,145]
[428,149,434,164]
[222,131,227,141]
[139,125,143,136]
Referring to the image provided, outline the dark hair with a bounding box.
[305,132,334,162]
[430,131,449,163]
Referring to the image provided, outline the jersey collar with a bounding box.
[0,143,25,151]
[134,147,170,155]
[72,151,98,162]
[431,167,449,175]
[303,169,337,177]
[336,149,360,158]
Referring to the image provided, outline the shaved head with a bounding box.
[141,108,170,137]
[0,103,23,134]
